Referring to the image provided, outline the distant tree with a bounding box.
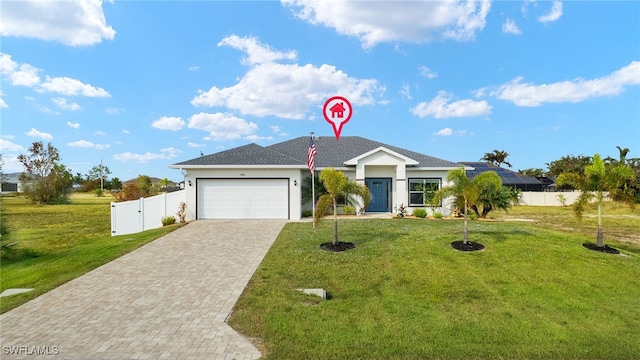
[159,177,171,189]
[481,150,512,168]
[135,175,153,194]
[110,177,122,191]
[519,168,545,178]
[546,155,592,178]
[314,168,370,247]
[113,175,155,202]
[18,142,73,205]
[556,154,635,248]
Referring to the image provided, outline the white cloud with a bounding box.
[419,66,438,79]
[270,125,288,136]
[52,97,81,110]
[122,129,130,134]
[25,128,53,140]
[68,140,95,148]
[93,131,107,136]
[435,128,453,136]
[0,0,116,46]
[151,116,185,131]
[493,61,640,106]
[38,76,110,97]
[114,147,182,163]
[411,91,492,119]
[187,112,259,141]
[187,142,205,148]
[538,1,563,24]
[193,37,384,119]
[434,128,468,136]
[0,98,7,108]
[67,139,110,149]
[400,84,412,100]
[0,52,41,87]
[246,135,274,141]
[502,18,522,35]
[282,0,491,48]
[106,107,123,114]
[0,139,24,152]
[218,35,297,65]
[67,121,81,128]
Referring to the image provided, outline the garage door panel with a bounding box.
[197,179,289,219]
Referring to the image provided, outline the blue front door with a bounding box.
[365,178,391,212]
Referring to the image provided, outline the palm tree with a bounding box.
[159,177,171,189]
[481,150,512,168]
[432,167,502,245]
[556,154,636,248]
[314,168,371,246]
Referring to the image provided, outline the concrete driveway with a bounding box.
[0,220,287,360]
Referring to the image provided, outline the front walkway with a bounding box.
[0,220,287,360]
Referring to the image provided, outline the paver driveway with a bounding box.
[0,220,287,360]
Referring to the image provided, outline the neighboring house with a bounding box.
[460,162,546,192]
[170,136,466,221]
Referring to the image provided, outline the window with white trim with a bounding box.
[408,178,441,206]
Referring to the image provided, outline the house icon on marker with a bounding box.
[330,102,346,118]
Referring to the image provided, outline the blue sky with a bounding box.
[1,0,639,182]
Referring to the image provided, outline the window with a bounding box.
[408,178,441,206]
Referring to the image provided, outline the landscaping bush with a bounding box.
[433,211,443,219]
[301,210,313,218]
[412,208,428,218]
[161,216,176,226]
[343,205,356,215]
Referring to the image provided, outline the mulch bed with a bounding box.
[320,242,355,252]
[582,243,620,254]
[451,240,485,252]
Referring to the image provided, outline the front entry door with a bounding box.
[365,178,391,212]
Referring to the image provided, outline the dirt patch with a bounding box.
[320,242,355,252]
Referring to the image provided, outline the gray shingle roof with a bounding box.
[172,136,462,168]
[172,143,305,166]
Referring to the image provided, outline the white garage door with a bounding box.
[197,179,289,219]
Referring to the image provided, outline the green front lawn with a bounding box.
[1,193,182,313]
[228,214,640,359]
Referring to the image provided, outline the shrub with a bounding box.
[1,206,15,259]
[412,208,427,218]
[396,203,408,218]
[433,212,443,219]
[468,213,477,221]
[161,216,176,226]
[95,188,104,197]
[343,205,356,215]
[301,210,313,218]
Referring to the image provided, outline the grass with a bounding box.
[228,203,640,359]
[0,193,182,313]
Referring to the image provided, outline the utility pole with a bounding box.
[100,158,104,196]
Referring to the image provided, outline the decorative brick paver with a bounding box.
[0,220,286,360]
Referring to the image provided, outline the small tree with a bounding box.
[433,167,475,245]
[18,142,73,204]
[314,168,370,246]
[556,154,635,248]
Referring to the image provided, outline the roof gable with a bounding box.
[344,146,419,165]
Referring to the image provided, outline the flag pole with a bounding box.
[310,132,316,230]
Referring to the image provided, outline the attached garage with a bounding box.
[196,178,290,219]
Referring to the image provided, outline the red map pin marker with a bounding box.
[323,96,352,140]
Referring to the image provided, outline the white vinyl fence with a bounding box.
[518,191,583,206]
[111,190,185,236]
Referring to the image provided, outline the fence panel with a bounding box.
[518,191,582,206]
[111,199,142,236]
[111,190,185,236]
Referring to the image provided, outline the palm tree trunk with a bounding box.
[332,198,339,245]
[596,201,604,247]
[463,199,469,244]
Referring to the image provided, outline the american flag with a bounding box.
[307,136,317,174]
